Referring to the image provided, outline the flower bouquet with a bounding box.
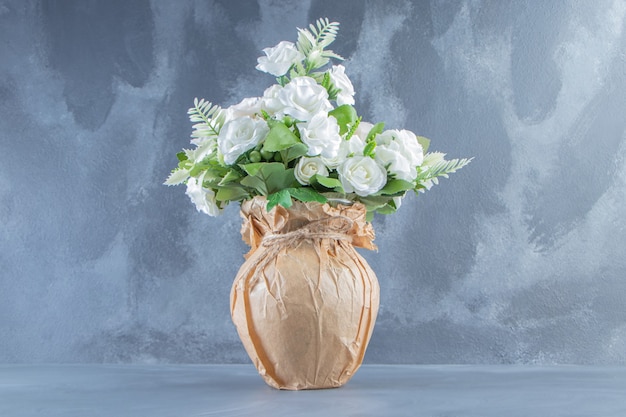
[166,18,470,390]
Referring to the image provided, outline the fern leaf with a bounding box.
[164,168,190,186]
[187,98,223,138]
[309,18,340,48]
[322,50,344,61]
[296,28,316,55]
[297,18,341,59]
[420,156,473,181]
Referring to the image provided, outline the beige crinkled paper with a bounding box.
[230,196,379,390]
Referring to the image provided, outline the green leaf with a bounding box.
[366,122,385,142]
[239,175,267,195]
[417,135,430,153]
[239,163,296,195]
[202,168,228,188]
[218,169,241,186]
[262,123,300,152]
[363,141,376,157]
[375,203,398,215]
[321,71,331,89]
[187,98,223,138]
[358,195,391,212]
[267,189,293,212]
[288,187,328,204]
[192,157,224,175]
[176,151,188,162]
[239,163,265,176]
[216,186,249,202]
[281,143,308,164]
[376,179,414,195]
[329,105,357,135]
[163,168,189,186]
[311,175,343,191]
[417,157,473,182]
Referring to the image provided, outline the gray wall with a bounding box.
[1,0,625,364]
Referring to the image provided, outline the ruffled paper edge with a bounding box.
[239,196,376,256]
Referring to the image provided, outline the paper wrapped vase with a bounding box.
[230,196,379,390]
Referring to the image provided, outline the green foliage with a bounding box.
[267,187,328,212]
[310,175,343,192]
[267,189,293,211]
[417,136,430,153]
[376,179,414,196]
[329,105,358,135]
[320,71,341,101]
[239,163,296,195]
[187,98,224,139]
[297,18,343,71]
[216,186,249,202]
[363,141,376,158]
[418,156,474,181]
[164,168,189,186]
[366,122,385,142]
[262,123,300,152]
[281,143,308,164]
[344,117,361,141]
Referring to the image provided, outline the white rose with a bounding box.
[278,76,332,121]
[394,129,424,167]
[338,156,387,196]
[375,129,424,181]
[223,97,262,121]
[185,173,222,216]
[299,112,342,158]
[354,121,374,141]
[261,84,284,116]
[328,65,355,106]
[322,133,366,168]
[295,156,329,185]
[256,41,304,76]
[218,116,269,165]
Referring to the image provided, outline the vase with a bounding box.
[230,196,379,390]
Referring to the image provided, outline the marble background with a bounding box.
[1,0,625,364]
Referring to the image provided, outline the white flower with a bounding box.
[295,156,329,185]
[354,121,374,141]
[338,156,387,196]
[322,133,366,168]
[328,65,355,105]
[261,84,284,116]
[185,173,222,216]
[256,41,304,76]
[223,97,262,121]
[218,116,269,165]
[299,112,342,158]
[375,129,424,181]
[278,76,332,121]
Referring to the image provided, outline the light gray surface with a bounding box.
[1,1,626,364]
[1,365,626,417]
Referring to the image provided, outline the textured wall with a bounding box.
[1,0,625,364]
